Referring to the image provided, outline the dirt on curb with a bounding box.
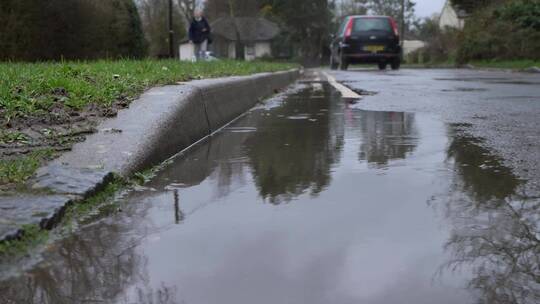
[0,99,132,191]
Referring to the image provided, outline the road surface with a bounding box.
[1,68,539,304]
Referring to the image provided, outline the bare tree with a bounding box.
[138,0,186,57]
[336,0,368,18]
[176,0,204,29]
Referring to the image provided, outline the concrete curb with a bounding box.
[0,69,300,242]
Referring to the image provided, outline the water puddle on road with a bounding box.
[1,84,538,304]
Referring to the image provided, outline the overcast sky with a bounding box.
[415,0,446,17]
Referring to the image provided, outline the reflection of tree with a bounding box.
[129,283,179,304]
[447,132,522,202]
[357,111,417,166]
[436,131,539,304]
[0,204,180,304]
[0,220,140,303]
[149,85,344,205]
[147,124,252,199]
[247,86,344,204]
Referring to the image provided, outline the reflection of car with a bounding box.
[330,15,401,71]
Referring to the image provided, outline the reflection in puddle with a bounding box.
[223,127,257,133]
[435,77,508,82]
[286,114,310,120]
[432,128,539,304]
[442,87,488,92]
[0,85,538,304]
[356,111,418,166]
[435,77,540,86]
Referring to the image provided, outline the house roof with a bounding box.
[211,17,280,42]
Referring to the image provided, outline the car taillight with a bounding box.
[344,18,354,38]
[389,17,399,37]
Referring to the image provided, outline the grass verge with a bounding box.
[0,224,49,257]
[470,60,540,70]
[0,59,297,123]
[0,149,56,186]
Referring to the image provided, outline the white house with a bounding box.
[210,17,280,61]
[439,0,466,30]
[403,40,426,56]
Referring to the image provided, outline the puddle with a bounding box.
[487,95,540,100]
[350,88,378,96]
[430,127,538,304]
[442,87,488,92]
[223,127,257,133]
[286,114,310,120]
[435,77,508,82]
[1,84,537,304]
[492,81,540,85]
[435,77,540,86]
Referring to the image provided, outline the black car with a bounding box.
[330,15,401,71]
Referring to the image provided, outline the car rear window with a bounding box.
[353,18,392,33]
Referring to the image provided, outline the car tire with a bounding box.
[391,59,401,70]
[378,63,387,70]
[339,52,349,71]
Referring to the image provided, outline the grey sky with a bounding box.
[415,0,446,17]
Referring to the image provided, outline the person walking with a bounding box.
[189,10,211,61]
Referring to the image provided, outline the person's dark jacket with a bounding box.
[189,17,211,44]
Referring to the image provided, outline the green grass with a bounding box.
[0,130,30,144]
[0,224,49,257]
[402,56,458,68]
[0,149,55,185]
[0,59,297,123]
[470,59,540,70]
[61,178,124,226]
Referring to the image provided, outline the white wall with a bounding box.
[245,45,256,61]
[439,0,464,30]
[403,40,426,55]
[244,42,272,61]
[179,43,194,61]
[222,41,273,61]
[228,42,236,59]
[255,42,272,58]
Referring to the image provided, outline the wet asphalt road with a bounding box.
[1,69,539,304]
[330,68,540,196]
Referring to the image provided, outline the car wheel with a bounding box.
[391,59,401,70]
[378,62,387,70]
[339,52,349,71]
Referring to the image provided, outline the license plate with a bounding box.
[364,45,385,53]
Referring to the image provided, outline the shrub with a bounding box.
[406,50,420,64]
[416,29,461,64]
[413,16,461,64]
[0,0,147,61]
[457,0,540,63]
